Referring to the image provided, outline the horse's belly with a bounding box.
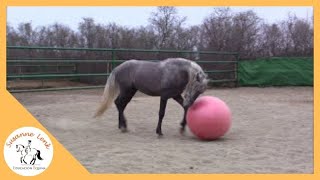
[138,88,161,96]
[24,155,33,162]
[135,80,161,96]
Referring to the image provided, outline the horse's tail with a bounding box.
[94,72,119,118]
[36,150,43,160]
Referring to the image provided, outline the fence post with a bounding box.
[235,54,240,87]
[111,50,116,71]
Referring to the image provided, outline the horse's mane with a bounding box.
[162,58,202,71]
[161,58,191,64]
[160,58,207,83]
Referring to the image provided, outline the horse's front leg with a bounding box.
[173,95,188,134]
[156,97,168,136]
[180,107,188,134]
[23,155,28,164]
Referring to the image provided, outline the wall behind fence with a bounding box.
[238,57,313,86]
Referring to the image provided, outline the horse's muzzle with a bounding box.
[184,92,201,108]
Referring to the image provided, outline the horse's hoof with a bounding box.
[180,128,185,135]
[120,127,128,133]
[156,129,163,137]
[157,133,163,138]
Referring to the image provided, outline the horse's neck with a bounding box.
[18,145,26,152]
[18,146,24,153]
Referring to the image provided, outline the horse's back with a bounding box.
[133,59,191,97]
[113,60,162,95]
[133,61,163,96]
[112,58,198,97]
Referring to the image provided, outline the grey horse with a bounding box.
[94,58,208,136]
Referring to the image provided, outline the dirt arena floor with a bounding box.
[13,87,313,174]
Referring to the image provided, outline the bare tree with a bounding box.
[277,14,313,56]
[14,22,36,46]
[6,7,313,59]
[259,23,283,56]
[201,8,233,51]
[7,24,19,45]
[231,10,261,58]
[135,26,157,49]
[289,17,313,56]
[149,6,187,49]
[78,18,97,48]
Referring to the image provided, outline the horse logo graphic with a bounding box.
[4,127,53,176]
[16,140,43,165]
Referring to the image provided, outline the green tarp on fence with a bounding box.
[238,57,313,86]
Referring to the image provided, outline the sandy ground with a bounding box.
[13,87,313,174]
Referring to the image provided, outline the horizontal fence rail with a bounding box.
[7,46,239,55]
[8,86,106,93]
[7,73,111,79]
[7,46,239,92]
[7,70,236,79]
[7,60,237,63]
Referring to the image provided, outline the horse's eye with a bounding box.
[196,73,201,82]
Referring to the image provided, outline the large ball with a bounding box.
[186,96,231,140]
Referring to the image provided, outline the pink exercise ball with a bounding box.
[186,96,231,140]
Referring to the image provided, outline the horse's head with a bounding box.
[183,62,208,107]
[16,144,24,152]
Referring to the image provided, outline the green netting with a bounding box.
[238,57,313,86]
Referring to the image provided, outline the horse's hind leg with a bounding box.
[173,95,188,134]
[114,88,137,132]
